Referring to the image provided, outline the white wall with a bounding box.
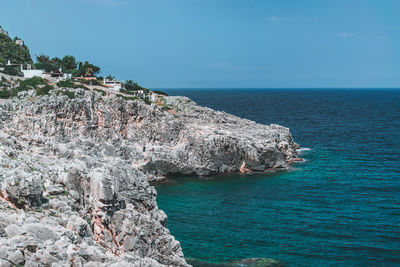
[22,70,44,78]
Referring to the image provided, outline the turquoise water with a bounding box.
[155,89,400,266]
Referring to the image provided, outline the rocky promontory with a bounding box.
[0,88,299,266]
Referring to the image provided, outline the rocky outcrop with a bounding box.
[0,89,299,266]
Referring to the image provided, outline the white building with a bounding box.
[6,60,44,78]
[22,69,44,78]
[15,39,24,46]
[103,78,122,91]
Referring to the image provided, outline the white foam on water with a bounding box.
[298,147,312,153]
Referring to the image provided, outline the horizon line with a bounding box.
[153,87,400,90]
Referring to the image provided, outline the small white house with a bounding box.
[22,69,44,78]
[15,39,24,46]
[5,60,44,78]
[103,78,121,91]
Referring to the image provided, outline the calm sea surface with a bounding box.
[155,89,400,266]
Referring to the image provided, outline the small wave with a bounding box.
[298,147,312,152]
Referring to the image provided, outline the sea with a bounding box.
[155,89,400,266]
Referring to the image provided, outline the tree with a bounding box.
[34,61,59,72]
[61,55,77,73]
[52,57,62,66]
[124,80,148,92]
[75,61,100,77]
[36,54,51,63]
[34,54,60,72]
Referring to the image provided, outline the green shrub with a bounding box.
[56,80,75,88]
[35,85,54,96]
[2,65,23,76]
[161,105,172,111]
[0,80,8,89]
[6,77,49,97]
[124,96,139,101]
[143,98,151,105]
[10,84,30,97]
[0,90,10,99]
[21,77,46,88]
[116,94,139,101]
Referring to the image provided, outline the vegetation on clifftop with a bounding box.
[0,33,33,67]
[0,27,168,101]
[0,77,55,99]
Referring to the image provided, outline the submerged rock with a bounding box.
[0,89,299,266]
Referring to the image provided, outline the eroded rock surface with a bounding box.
[0,89,298,266]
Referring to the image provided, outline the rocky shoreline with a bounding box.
[0,88,299,266]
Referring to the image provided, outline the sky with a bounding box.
[1,0,399,88]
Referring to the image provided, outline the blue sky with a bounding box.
[1,0,399,88]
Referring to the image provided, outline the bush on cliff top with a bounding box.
[56,79,75,88]
[8,77,46,97]
[116,94,139,101]
[0,77,53,98]
[2,65,23,77]
[21,77,46,88]
[0,90,10,99]
[35,85,54,96]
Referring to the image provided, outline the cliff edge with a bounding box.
[0,88,299,266]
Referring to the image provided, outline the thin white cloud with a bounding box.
[338,32,355,38]
[268,17,318,23]
[268,17,292,22]
[86,0,126,6]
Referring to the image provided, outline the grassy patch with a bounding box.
[21,77,46,88]
[1,77,53,98]
[116,94,139,101]
[0,90,10,99]
[56,79,75,88]
[35,85,54,96]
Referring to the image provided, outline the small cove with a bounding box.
[156,89,400,266]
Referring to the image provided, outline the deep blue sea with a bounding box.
[155,89,400,266]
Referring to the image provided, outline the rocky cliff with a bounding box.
[0,89,299,266]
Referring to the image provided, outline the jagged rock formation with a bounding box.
[0,89,299,266]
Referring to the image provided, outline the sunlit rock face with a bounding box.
[0,89,298,266]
